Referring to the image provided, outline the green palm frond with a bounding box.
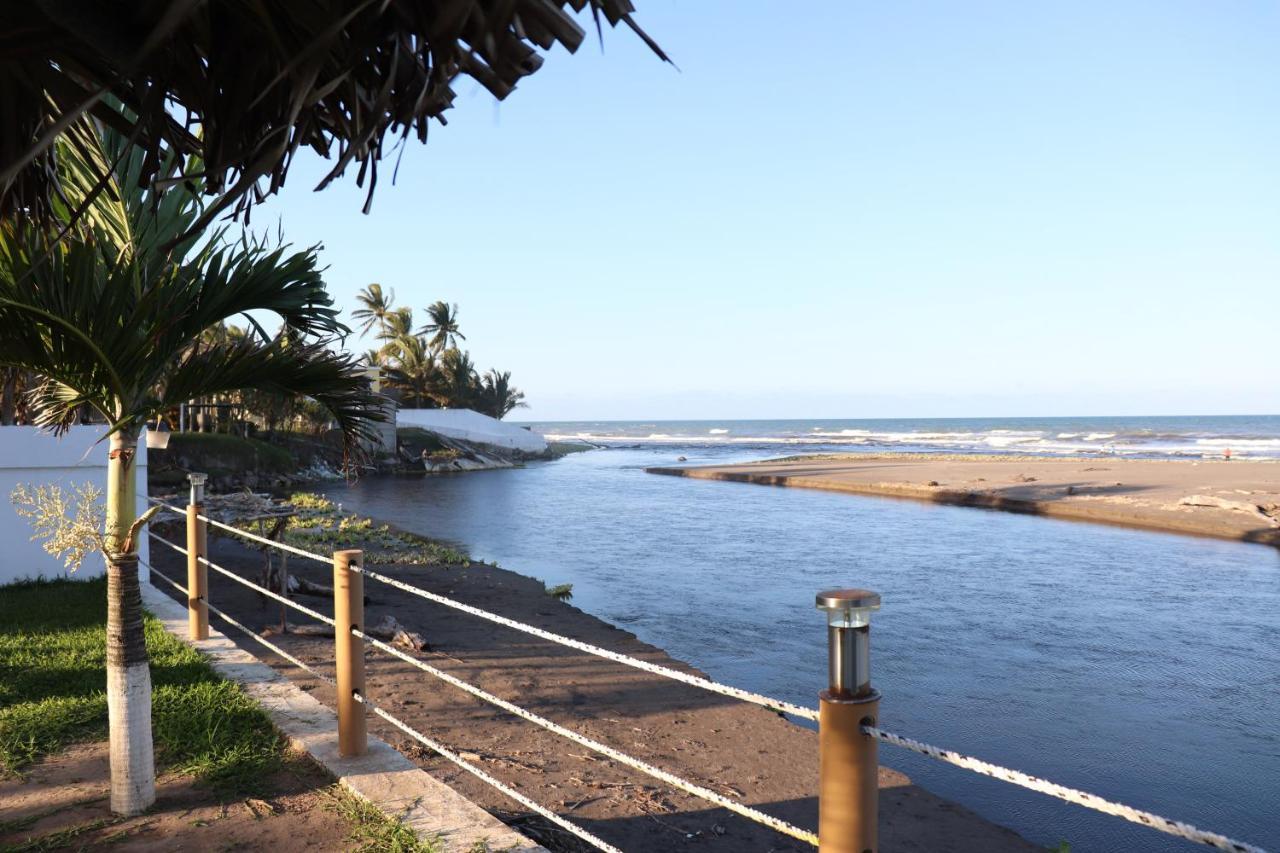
[161,339,383,451]
[0,119,380,455]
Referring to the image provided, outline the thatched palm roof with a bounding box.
[0,1,665,229]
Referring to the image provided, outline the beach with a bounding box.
[647,454,1280,546]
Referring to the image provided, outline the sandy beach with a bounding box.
[648,454,1280,546]
[148,526,1038,852]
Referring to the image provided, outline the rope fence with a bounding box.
[143,490,1271,853]
[142,542,334,684]
[357,564,820,721]
[352,626,820,846]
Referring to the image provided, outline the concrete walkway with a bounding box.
[142,583,543,852]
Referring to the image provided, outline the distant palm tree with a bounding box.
[435,348,479,409]
[479,370,527,419]
[372,307,413,364]
[420,301,465,353]
[382,336,440,408]
[0,118,380,817]
[352,284,395,339]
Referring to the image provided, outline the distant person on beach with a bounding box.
[1224,448,1232,461]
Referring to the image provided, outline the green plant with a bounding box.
[544,583,574,602]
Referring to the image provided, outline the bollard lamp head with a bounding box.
[816,588,881,628]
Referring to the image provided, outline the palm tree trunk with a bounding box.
[105,430,155,815]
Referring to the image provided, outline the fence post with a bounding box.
[185,473,208,640]
[816,589,882,853]
[334,549,366,757]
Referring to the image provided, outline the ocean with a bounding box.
[321,414,1280,853]
[533,414,1280,460]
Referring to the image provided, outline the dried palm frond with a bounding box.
[0,1,667,230]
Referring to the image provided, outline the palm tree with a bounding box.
[420,301,466,353]
[479,370,528,419]
[352,284,395,339]
[377,307,415,363]
[0,119,380,816]
[382,336,440,409]
[435,348,480,409]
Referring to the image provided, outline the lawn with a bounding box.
[0,577,437,852]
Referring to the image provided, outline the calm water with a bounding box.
[322,438,1279,852]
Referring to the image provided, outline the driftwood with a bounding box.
[1178,495,1280,526]
[263,614,427,651]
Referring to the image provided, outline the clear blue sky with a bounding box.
[247,1,1280,421]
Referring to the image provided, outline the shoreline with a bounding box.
[147,503,1040,852]
[648,453,1280,547]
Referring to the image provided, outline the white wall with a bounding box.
[0,426,149,586]
[397,408,548,453]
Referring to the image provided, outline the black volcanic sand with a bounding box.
[148,524,1039,852]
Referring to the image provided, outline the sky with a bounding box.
[246,1,1280,421]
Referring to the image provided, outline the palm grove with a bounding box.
[354,287,526,419]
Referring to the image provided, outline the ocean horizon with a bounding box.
[524,414,1280,460]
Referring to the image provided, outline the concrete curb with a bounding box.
[142,583,545,852]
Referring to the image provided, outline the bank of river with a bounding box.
[320,446,1280,853]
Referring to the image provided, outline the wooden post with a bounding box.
[185,476,208,641]
[334,549,366,757]
[819,691,879,852]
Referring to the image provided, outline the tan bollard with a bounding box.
[820,690,880,852]
[186,474,208,641]
[816,589,883,853]
[334,549,366,757]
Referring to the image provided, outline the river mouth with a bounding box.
[320,446,1280,853]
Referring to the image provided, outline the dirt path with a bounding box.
[649,454,1280,546]
[148,529,1039,852]
[0,743,354,851]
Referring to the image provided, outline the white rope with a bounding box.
[148,530,189,558]
[147,497,332,565]
[200,513,332,564]
[144,563,188,597]
[199,555,336,627]
[357,566,819,722]
[352,693,622,853]
[204,599,336,685]
[141,545,334,683]
[352,627,818,846]
[864,727,1268,853]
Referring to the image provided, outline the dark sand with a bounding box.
[147,528,1039,852]
[649,454,1280,546]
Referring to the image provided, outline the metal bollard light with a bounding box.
[186,473,209,640]
[334,549,367,757]
[816,589,882,853]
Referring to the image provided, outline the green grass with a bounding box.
[331,789,444,853]
[0,577,282,793]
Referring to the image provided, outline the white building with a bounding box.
[0,426,150,586]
